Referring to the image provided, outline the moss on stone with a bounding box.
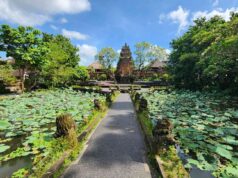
[158,146,189,178]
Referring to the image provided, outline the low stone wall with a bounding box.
[131,91,189,178]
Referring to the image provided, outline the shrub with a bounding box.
[98,74,107,81]
[0,65,16,85]
[74,66,89,81]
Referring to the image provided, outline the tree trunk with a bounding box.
[20,68,25,93]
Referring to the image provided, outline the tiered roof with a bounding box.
[116,43,134,77]
[120,43,132,58]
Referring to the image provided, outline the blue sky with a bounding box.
[0,0,237,65]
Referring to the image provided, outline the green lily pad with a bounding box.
[0,120,11,130]
[215,146,233,160]
[0,144,10,153]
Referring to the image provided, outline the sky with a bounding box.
[0,0,237,66]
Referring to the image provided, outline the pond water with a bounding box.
[0,134,31,177]
[0,156,31,178]
[176,145,215,178]
[190,168,214,178]
[0,123,54,177]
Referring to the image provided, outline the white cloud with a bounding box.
[0,0,91,26]
[212,0,219,7]
[62,29,89,40]
[193,7,238,22]
[117,49,121,54]
[60,17,68,24]
[165,49,171,54]
[168,6,189,33]
[50,25,58,30]
[78,44,97,66]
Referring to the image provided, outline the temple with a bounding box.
[115,43,134,83]
[88,43,168,83]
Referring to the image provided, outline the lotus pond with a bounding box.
[140,90,238,178]
[0,89,106,177]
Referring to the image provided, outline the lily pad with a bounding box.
[216,144,233,160]
[0,120,11,130]
[0,144,10,153]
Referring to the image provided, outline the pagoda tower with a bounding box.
[115,43,134,83]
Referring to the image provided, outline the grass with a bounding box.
[157,146,189,178]
[138,111,153,138]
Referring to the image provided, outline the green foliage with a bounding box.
[0,120,11,130]
[214,164,238,178]
[98,74,107,81]
[149,45,169,61]
[74,66,89,81]
[0,25,48,68]
[51,35,80,67]
[134,42,151,70]
[0,144,10,153]
[139,90,238,177]
[0,26,82,89]
[160,146,189,178]
[0,89,106,163]
[41,35,81,87]
[0,25,49,90]
[138,111,153,138]
[134,42,168,70]
[29,102,108,177]
[0,64,16,85]
[11,168,29,178]
[95,47,117,70]
[169,13,238,93]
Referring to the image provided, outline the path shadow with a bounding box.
[63,94,151,178]
[63,114,148,177]
[80,112,145,166]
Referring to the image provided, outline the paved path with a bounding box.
[63,93,152,178]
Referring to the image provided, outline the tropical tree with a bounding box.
[134,42,151,71]
[149,45,169,61]
[169,12,238,93]
[41,35,80,87]
[134,42,168,70]
[0,25,48,91]
[96,47,117,70]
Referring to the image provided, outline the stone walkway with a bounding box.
[63,93,152,178]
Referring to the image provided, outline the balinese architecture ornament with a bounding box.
[115,43,134,83]
[88,44,168,82]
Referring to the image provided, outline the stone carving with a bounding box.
[139,97,148,111]
[94,99,102,110]
[54,113,78,147]
[54,113,76,138]
[152,118,175,151]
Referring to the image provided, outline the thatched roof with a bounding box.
[0,57,15,65]
[88,61,103,70]
[150,60,167,68]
